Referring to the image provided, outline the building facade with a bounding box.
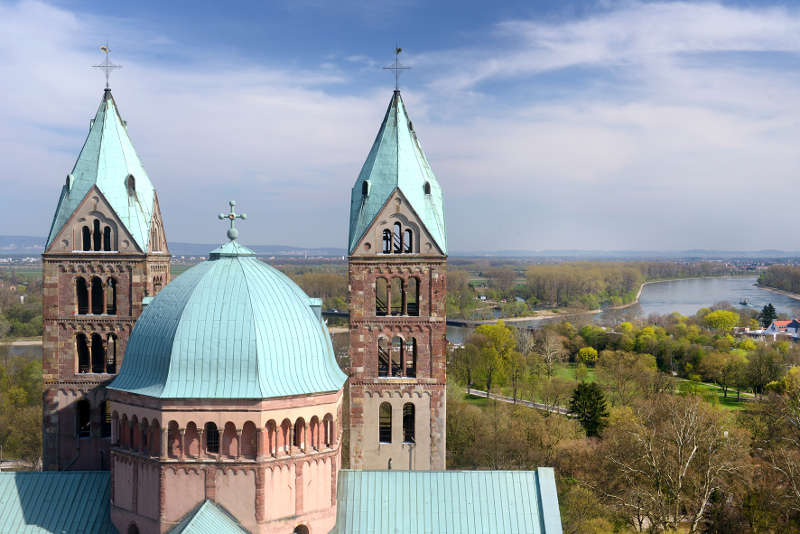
[42,88,170,471]
[347,90,447,471]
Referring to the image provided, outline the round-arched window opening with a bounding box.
[293,525,310,534]
[128,523,140,534]
[423,181,431,195]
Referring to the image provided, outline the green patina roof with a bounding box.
[348,91,446,255]
[108,239,346,399]
[334,469,563,534]
[167,500,248,534]
[0,471,115,533]
[45,89,156,251]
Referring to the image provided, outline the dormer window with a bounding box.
[423,182,431,195]
[362,181,370,196]
[126,174,136,196]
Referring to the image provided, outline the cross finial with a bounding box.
[93,43,122,90]
[383,46,410,92]
[218,200,247,241]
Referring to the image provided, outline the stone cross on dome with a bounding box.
[218,200,247,241]
[93,43,122,90]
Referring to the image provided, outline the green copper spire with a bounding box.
[348,91,446,255]
[45,89,157,251]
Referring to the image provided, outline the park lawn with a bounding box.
[676,379,749,411]
[463,393,490,409]
[553,363,598,383]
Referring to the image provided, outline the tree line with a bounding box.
[758,264,800,295]
[447,311,800,532]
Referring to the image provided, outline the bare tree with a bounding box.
[537,332,566,377]
[590,395,750,533]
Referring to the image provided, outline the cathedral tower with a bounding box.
[347,90,447,471]
[41,87,170,470]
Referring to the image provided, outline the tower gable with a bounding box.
[44,184,143,254]
[147,192,168,254]
[348,91,446,255]
[350,187,444,258]
[45,89,157,252]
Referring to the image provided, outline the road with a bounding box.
[465,388,571,416]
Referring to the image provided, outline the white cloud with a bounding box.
[3,0,800,252]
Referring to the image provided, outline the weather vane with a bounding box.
[218,200,247,241]
[93,43,121,90]
[383,47,410,91]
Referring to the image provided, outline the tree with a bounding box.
[596,350,657,407]
[473,321,516,393]
[507,350,527,403]
[537,331,566,376]
[577,347,599,366]
[591,395,750,533]
[747,345,784,396]
[704,309,739,331]
[570,382,609,437]
[759,303,778,328]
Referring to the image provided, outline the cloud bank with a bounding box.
[2,1,800,251]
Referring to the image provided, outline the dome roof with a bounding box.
[109,240,347,399]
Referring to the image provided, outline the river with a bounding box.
[446,276,800,343]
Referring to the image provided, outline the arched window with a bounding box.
[390,278,403,316]
[423,181,431,195]
[141,419,149,451]
[91,277,104,314]
[128,523,140,534]
[391,336,403,377]
[76,278,88,314]
[393,222,402,253]
[76,333,90,373]
[242,422,257,459]
[280,419,292,454]
[406,338,417,377]
[91,333,105,373]
[103,226,112,251]
[403,403,415,443]
[106,334,117,374]
[379,403,392,443]
[153,276,163,293]
[76,399,91,438]
[130,416,139,450]
[205,422,219,454]
[323,415,334,448]
[375,277,388,316]
[403,229,413,253]
[106,278,117,315]
[293,526,310,534]
[378,337,389,377]
[309,416,320,451]
[382,229,392,254]
[82,226,91,251]
[293,418,306,451]
[407,277,419,316]
[185,423,200,457]
[222,422,238,458]
[100,401,111,438]
[93,219,102,251]
[361,181,369,196]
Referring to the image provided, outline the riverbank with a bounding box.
[757,284,800,303]
[0,337,42,346]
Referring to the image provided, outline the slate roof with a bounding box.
[334,468,563,534]
[45,89,156,251]
[108,239,347,399]
[167,500,248,534]
[348,91,446,255]
[0,471,114,533]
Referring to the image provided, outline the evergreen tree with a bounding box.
[569,382,609,437]
[759,303,778,328]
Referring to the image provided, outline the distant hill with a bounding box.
[2,235,799,260]
[0,236,346,258]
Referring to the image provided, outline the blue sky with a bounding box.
[3,0,800,252]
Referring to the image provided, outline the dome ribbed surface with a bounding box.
[109,245,346,399]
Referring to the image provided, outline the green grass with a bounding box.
[553,363,597,383]
[463,393,489,408]
[676,379,749,411]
